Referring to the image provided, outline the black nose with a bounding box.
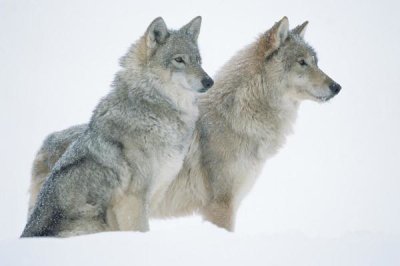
[201,77,214,91]
[329,82,341,94]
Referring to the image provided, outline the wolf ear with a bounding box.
[292,21,308,38]
[180,16,202,42]
[146,17,169,49]
[267,17,289,50]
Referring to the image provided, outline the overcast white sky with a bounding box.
[0,0,400,240]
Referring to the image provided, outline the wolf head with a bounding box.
[260,17,341,102]
[120,17,213,93]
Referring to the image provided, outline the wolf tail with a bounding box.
[21,192,62,237]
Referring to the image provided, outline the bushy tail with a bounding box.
[21,194,62,237]
[27,124,86,218]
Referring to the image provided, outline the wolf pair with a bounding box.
[22,16,341,237]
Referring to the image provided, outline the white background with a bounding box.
[1,0,399,263]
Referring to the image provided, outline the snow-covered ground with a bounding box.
[1,0,400,265]
[2,225,400,266]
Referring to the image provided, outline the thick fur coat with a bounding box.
[22,16,212,237]
[26,17,340,233]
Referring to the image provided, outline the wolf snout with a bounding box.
[201,77,214,91]
[329,82,341,95]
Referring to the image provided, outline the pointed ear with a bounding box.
[146,17,169,49]
[180,16,202,41]
[292,21,308,38]
[267,16,289,50]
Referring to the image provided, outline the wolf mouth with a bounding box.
[308,92,334,102]
[316,95,331,102]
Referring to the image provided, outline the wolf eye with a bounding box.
[298,59,307,66]
[174,57,184,63]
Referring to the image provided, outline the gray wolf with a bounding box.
[22,16,213,237]
[26,17,340,232]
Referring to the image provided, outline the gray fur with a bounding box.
[26,17,340,233]
[22,16,212,237]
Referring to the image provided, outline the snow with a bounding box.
[2,226,400,266]
[1,0,400,264]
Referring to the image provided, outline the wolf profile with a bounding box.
[22,16,212,237]
[155,17,341,230]
[26,17,340,233]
